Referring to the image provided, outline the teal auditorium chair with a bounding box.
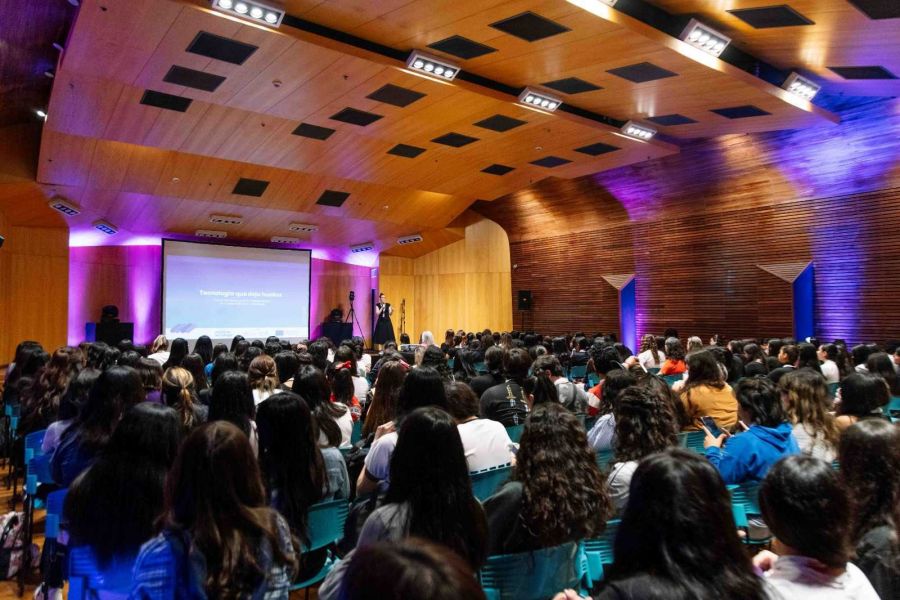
[350,418,363,445]
[470,464,512,502]
[587,373,600,387]
[728,482,769,545]
[677,431,706,454]
[885,396,900,420]
[290,499,350,592]
[568,365,587,381]
[582,519,620,584]
[474,362,489,375]
[595,449,615,470]
[662,374,682,386]
[505,424,524,443]
[828,382,839,398]
[647,367,661,375]
[481,541,589,600]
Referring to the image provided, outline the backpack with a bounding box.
[0,511,38,579]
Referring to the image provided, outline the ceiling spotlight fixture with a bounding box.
[680,18,731,57]
[35,109,47,119]
[52,43,65,52]
[209,214,244,225]
[196,229,228,239]
[44,70,55,79]
[48,197,81,217]
[210,0,283,27]
[350,242,375,254]
[782,72,821,100]
[517,88,562,113]
[565,0,618,15]
[271,236,300,244]
[397,233,423,245]
[620,120,657,141]
[405,51,459,81]
[288,222,318,233]
[93,220,118,236]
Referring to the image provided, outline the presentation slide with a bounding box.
[162,240,310,342]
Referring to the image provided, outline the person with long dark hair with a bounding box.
[208,370,257,453]
[754,456,880,599]
[292,364,351,447]
[468,346,506,398]
[778,369,838,461]
[66,403,182,567]
[51,366,145,486]
[835,372,891,432]
[607,387,678,513]
[839,420,900,598]
[318,407,487,600]
[587,369,637,451]
[357,367,448,496]
[192,335,213,367]
[135,357,163,404]
[20,346,83,434]
[361,359,407,438]
[130,421,297,596]
[485,403,611,555]
[865,352,900,396]
[679,350,736,431]
[743,343,769,377]
[597,449,768,599]
[180,353,209,394]
[480,348,532,426]
[327,359,361,421]
[161,338,188,371]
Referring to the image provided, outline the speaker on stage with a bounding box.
[517,290,533,311]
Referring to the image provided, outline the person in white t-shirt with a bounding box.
[754,455,880,600]
[445,381,513,473]
[147,335,170,366]
[637,334,666,370]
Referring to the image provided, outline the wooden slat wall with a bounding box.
[474,98,900,345]
[378,218,513,341]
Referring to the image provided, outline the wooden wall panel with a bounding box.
[309,259,374,345]
[475,99,900,345]
[378,256,416,339]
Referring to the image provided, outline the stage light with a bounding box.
[565,0,618,16]
[196,229,228,238]
[620,120,657,141]
[517,88,562,113]
[397,234,423,245]
[782,72,821,100]
[210,0,283,27]
[288,223,318,233]
[350,242,375,253]
[680,19,731,57]
[271,236,300,244]
[48,197,81,217]
[209,214,244,225]
[36,110,47,119]
[93,220,118,236]
[405,51,460,82]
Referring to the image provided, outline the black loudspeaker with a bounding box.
[0,235,5,248]
[517,290,533,311]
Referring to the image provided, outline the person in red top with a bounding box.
[328,360,362,421]
[586,345,627,417]
[659,337,687,375]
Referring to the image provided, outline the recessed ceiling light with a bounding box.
[517,88,561,112]
[782,72,821,100]
[405,51,459,81]
[196,229,228,239]
[271,236,300,244]
[48,197,81,216]
[620,120,657,140]
[398,234,423,245]
[209,214,244,225]
[288,222,318,233]
[680,19,731,57]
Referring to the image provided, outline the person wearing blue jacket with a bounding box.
[704,376,800,485]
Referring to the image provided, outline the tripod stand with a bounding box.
[346,292,367,349]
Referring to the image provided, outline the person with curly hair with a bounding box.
[20,345,83,434]
[607,387,679,513]
[484,403,612,554]
[778,369,838,461]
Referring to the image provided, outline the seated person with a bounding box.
[754,455,880,599]
[587,370,637,452]
[679,350,737,431]
[445,382,513,472]
[468,346,506,398]
[658,338,686,375]
[532,355,590,413]
[704,377,799,485]
[835,372,891,433]
[480,348,531,427]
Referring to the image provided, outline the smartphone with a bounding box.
[700,416,722,438]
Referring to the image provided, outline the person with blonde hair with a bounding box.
[248,354,279,405]
[778,369,838,461]
[162,367,207,431]
[637,334,666,370]
[686,336,703,354]
[147,335,170,365]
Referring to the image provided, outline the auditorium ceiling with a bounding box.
[8,0,897,256]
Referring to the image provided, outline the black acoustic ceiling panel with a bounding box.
[846,0,900,20]
[291,123,336,140]
[140,90,192,112]
[647,114,698,126]
[428,35,497,59]
[163,65,226,92]
[329,107,384,126]
[829,66,898,80]
[542,77,602,94]
[728,5,814,28]
[232,178,269,197]
[473,114,527,132]
[530,156,572,168]
[431,132,479,147]
[574,142,619,156]
[607,62,678,83]
[316,190,350,207]
[482,164,515,175]
[187,31,258,65]
[387,144,426,158]
[367,84,426,108]
[490,11,571,42]
[710,105,772,119]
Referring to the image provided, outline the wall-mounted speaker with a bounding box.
[0,235,5,249]
[517,290,532,311]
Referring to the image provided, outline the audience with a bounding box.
[445,381,513,472]
[778,369,838,461]
[835,372,891,432]
[479,348,531,426]
[637,334,665,370]
[292,364,352,447]
[658,337,686,375]
[754,455,880,599]
[161,366,207,431]
[678,350,737,431]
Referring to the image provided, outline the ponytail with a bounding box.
[178,385,194,429]
[162,367,196,429]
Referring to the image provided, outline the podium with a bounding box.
[320,322,353,347]
[85,322,135,346]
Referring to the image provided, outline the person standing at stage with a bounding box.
[374,293,396,347]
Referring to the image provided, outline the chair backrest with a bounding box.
[596,449,614,470]
[68,546,137,600]
[647,367,661,375]
[505,424,524,443]
[470,465,512,502]
[350,418,363,445]
[729,482,761,516]
[45,488,68,540]
[481,541,586,600]
[568,365,587,380]
[828,382,839,398]
[662,374,683,386]
[304,499,350,553]
[677,431,706,454]
[24,429,47,457]
[884,396,900,418]
[587,374,600,388]
[474,362,488,375]
[582,519,620,584]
